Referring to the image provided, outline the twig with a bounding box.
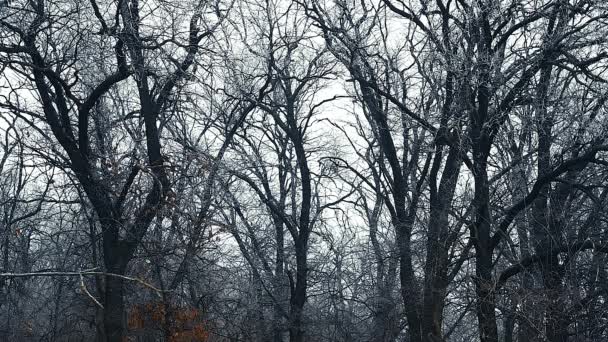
[0,269,163,295]
[80,273,103,308]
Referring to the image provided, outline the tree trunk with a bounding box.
[273,214,286,342]
[472,143,499,342]
[289,244,308,342]
[371,299,399,342]
[104,274,126,342]
[541,256,568,342]
[397,224,423,342]
[422,144,461,342]
[509,143,539,342]
[102,220,129,342]
[475,250,499,342]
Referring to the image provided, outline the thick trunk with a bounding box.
[472,172,499,342]
[475,246,498,342]
[101,219,129,342]
[288,301,304,342]
[421,237,449,341]
[397,225,422,342]
[422,145,461,342]
[104,274,126,342]
[95,308,106,342]
[289,245,308,342]
[421,266,448,342]
[472,143,498,342]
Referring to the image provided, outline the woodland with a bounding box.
[1,0,608,341]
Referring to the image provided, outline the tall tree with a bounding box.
[0,0,224,339]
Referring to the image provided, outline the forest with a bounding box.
[1,0,608,341]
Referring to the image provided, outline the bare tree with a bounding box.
[1,0,608,341]
[0,0,226,339]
